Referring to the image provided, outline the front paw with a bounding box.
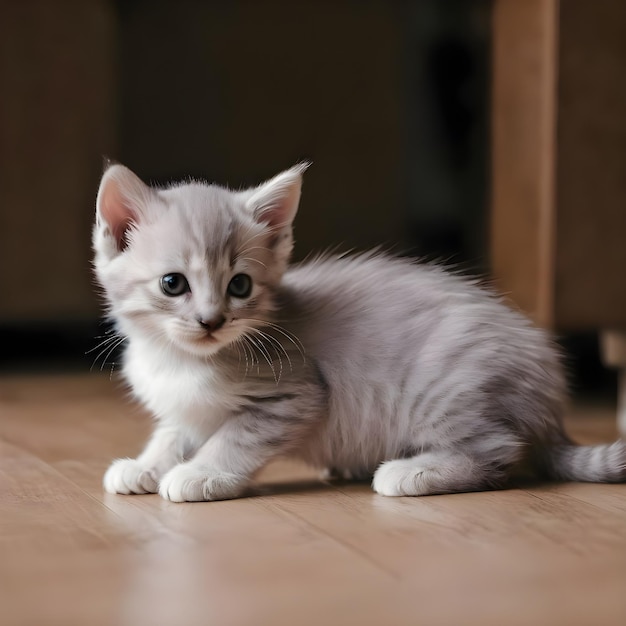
[103,458,158,495]
[158,464,244,502]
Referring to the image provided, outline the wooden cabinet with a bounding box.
[491,0,626,431]
[0,0,116,323]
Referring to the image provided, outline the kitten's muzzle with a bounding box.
[197,315,226,334]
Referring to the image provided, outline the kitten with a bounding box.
[93,163,626,502]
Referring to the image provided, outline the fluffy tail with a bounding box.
[540,440,626,483]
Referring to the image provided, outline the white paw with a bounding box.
[158,464,244,502]
[103,458,158,495]
[372,459,426,497]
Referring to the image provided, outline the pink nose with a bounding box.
[197,316,225,333]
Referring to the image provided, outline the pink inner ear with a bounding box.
[258,202,288,230]
[99,178,137,251]
[256,187,300,230]
[247,165,305,231]
[110,216,134,248]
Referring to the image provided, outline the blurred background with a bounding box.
[1,0,625,402]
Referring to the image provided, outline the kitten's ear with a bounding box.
[245,163,309,229]
[95,164,153,252]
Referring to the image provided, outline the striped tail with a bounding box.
[541,440,626,483]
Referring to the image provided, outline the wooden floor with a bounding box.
[1,373,625,626]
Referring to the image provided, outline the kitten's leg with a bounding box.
[159,411,306,502]
[104,425,185,495]
[372,450,498,497]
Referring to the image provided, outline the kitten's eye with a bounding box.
[227,273,252,298]
[160,273,190,297]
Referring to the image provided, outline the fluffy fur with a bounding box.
[93,163,626,502]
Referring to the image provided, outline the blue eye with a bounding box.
[160,273,190,296]
[227,274,252,298]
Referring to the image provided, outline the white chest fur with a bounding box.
[122,340,233,438]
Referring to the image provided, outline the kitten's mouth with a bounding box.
[189,326,237,350]
[195,331,219,344]
[171,321,239,356]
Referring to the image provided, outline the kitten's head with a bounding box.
[93,163,307,357]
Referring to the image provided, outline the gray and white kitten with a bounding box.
[93,163,625,502]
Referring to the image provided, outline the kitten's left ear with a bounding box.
[95,164,155,253]
[245,163,309,229]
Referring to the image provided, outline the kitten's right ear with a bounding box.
[95,164,153,253]
[244,163,309,230]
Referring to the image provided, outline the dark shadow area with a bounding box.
[0,321,116,374]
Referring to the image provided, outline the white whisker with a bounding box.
[244,332,278,383]
[238,257,268,269]
[241,333,260,376]
[239,318,306,364]
[236,228,268,253]
[237,245,274,256]
[249,327,291,375]
[101,337,126,372]
[247,327,286,383]
[85,333,121,354]
[242,337,252,377]
[88,334,126,372]
[233,338,243,369]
